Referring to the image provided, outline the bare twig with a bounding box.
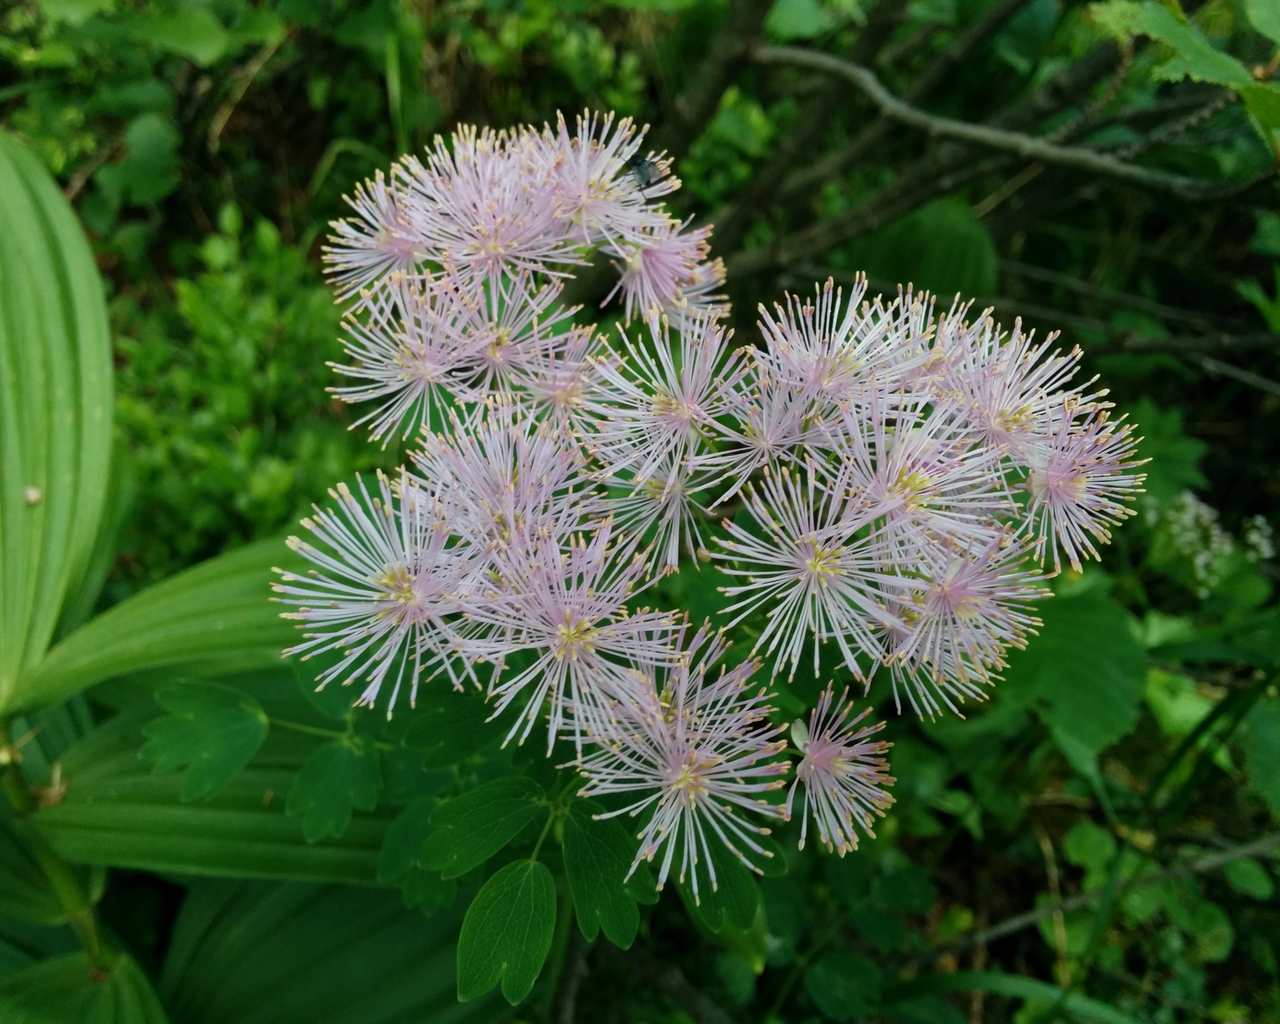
[1000,259,1215,327]
[753,46,1272,201]
[63,137,125,202]
[208,32,290,154]
[728,154,1008,278]
[780,0,1034,200]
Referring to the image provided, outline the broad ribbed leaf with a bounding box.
[0,951,168,1023]
[0,132,113,714]
[160,881,503,1024]
[30,709,393,885]
[22,538,300,709]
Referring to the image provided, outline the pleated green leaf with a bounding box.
[22,538,300,710]
[0,131,113,714]
[160,880,504,1024]
[30,709,393,885]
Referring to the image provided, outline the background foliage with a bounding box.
[1,0,1277,1021]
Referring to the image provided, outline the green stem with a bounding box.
[538,872,576,1022]
[270,716,395,752]
[1,719,112,971]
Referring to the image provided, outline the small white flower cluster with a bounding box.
[1146,490,1242,598]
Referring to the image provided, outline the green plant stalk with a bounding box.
[537,870,575,1022]
[1,719,112,971]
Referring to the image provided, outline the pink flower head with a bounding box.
[755,276,925,409]
[712,459,909,682]
[576,623,788,903]
[700,354,819,506]
[942,313,1107,460]
[322,169,424,305]
[838,396,1013,563]
[1025,407,1148,573]
[885,533,1048,717]
[328,272,468,444]
[532,109,677,247]
[509,324,605,430]
[437,272,581,403]
[605,218,721,324]
[607,452,711,576]
[272,472,475,715]
[410,401,599,558]
[786,686,894,855]
[397,124,583,289]
[462,521,680,753]
[582,313,747,484]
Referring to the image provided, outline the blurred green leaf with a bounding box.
[855,199,998,298]
[0,951,167,1023]
[1009,590,1146,774]
[121,9,231,67]
[767,0,837,39]
[1243,699,1280,814]
[1245,0,1280,45]
[805,951,882,1020]
[422,777,545,880]
[1224,857,1274,900]
[287,737,382,843]
[1130,398,1206,502]
[457,859,556,1005]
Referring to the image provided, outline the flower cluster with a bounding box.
[275,110,1146,898]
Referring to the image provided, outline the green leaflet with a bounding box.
[562,799,649,948]
[1246,0,1280,45]
[141,684,269,802]
[456,859,557,1005]
[117,9,232,67]
[0,132,113,715]
[1091,2,1253,88]
[286,737,382,843]
[422,777,546,880]
[0,951,168,1024]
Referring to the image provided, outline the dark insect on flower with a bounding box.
[626,151,662,190]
